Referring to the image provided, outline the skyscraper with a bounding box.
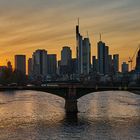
[47,54,57,76]
[28,58,33,77]
[76,21,91,75]
[98,41,109,75]
[71,58,77,75]
[113,54,119,73]
[57,60,61,75]
[15,55,26,75]
[122,62,129,73]
[61,46,72,66]
[32,49,47,78]
[105,46,109,74]
[135,48,140,72]
[76,22,83,74]
[108,55,113,74]
[82,38,91,75]
[92,56,98,72]
[60,46,72,75]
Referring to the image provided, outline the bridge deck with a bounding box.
[0,86,139,99]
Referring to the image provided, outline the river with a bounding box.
[0,90,140,140]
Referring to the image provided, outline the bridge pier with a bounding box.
[65,99,78,113]
[65,85,78,113]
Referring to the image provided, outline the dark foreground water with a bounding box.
[0,90,140,140]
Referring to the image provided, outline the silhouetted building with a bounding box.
[71,58,77,74]
[60,46,72,75]
[76,23,83,74]
[32,49,47,79]
[28,58,33,77]
[105,46,109,74]
[122,62,129,73]
[113,54,119,73]
[47,54,57,76]
[0,66,7,77]
[98,41,109,75]
[108,55,113,74]
[82,38,91,75]
[57,60,61,75]
[61,46,72,66]
[76,23,91,75]
[15,55,26,75]
[135,48,140,72]
[92,56,98,72]
[7,61,12,71]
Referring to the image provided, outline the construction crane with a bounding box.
[128,45,140,71]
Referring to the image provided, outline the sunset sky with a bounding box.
[0,0,140,70]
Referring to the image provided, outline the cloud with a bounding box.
[0,0,139,67]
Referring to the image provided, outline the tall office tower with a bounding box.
[92,56,98,72]
[15,55,26,75]
[82,38,91,75]
[98,41,109,75]
[47,54,57,76]
[122,62,129,73]
[105,46,109,74]
[113,54,119,73]
[60,46,72,75]
[135,48,140,72]
[76,21,91,75]
[57,60,61,75]
[71,58,77,74]
[76,21,83,74]
[108,55,113,74]
[28,58,33,77]
[32,49,47,78]
[61,46,72,66]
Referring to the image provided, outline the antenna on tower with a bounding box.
[78,17,79,26]
[100,33,102,41]
[87,31,89,38]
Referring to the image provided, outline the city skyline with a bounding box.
[0,0,140,70]
[1,21,139,76]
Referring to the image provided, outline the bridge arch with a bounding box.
[76,88,139,99]
[28,88,67,99]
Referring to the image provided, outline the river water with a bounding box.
[0,90,140,140]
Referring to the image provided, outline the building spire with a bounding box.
[76,18,80,35]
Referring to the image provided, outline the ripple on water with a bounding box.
[0,90,140,140]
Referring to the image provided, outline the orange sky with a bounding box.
[0,0,140,71]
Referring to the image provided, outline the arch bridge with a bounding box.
[0,84,139,113]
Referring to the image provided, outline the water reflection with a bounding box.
[0,90,140,140]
